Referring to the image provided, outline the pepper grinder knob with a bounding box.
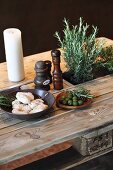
[51,49,61,58]
[51,49,63,90]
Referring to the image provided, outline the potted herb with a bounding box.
[55,18,106,84]
[94,45,113,77]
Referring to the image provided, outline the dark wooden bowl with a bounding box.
[0,89,55,120]
[56,91,93,109]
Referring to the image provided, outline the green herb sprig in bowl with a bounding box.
[59,86,94,107]
[0,95,14,107]
[72,86,94,99]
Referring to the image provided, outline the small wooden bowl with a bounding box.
[56,91,93,109]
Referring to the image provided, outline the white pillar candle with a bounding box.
[3,28,25,82]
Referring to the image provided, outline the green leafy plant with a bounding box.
[95,45,113,72]
[0,95,14,107]
[72,86,94,99]
[55,17,103,83]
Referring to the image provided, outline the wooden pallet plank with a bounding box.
[1,95,113,164]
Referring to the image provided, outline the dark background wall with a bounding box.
[0,0,113,62]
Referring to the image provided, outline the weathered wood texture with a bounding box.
[0,80,72,170]
[1,74,113,168]
[0,37,113,169]
[73,129,113,156]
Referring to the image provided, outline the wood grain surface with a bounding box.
[0,37,113,169]
[1,73,113,167]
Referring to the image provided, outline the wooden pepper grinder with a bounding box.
[51,49,63,90]
[45,60,52,84]
[34,61,50,91]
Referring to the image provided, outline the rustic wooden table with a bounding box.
[1,37,113,170]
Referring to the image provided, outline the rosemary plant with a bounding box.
[55,18,103,83]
